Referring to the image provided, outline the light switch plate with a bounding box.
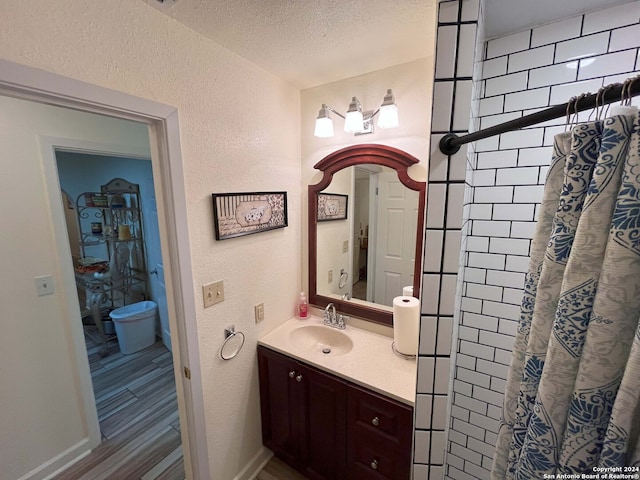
[35,275,55,296]
[255,303,264,323]
[328,269,333,283]
[343,240,349,253]
[203,280,224,308]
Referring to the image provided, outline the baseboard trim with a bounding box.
[18,438,91,480]
[233,447,273,480]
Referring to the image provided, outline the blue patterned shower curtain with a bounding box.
[492,111,640,479]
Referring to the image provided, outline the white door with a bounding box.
[143,178,172,351]
[153,263,171,351]
[374,172,419,306]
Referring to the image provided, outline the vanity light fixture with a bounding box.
[314,89,399,137]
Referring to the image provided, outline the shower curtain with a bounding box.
[492,110,640,479]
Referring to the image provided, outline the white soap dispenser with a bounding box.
[297,292,308,319]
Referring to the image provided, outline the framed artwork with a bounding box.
[212,191,288,240]
[317,193,348,221]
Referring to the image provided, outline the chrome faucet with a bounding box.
[324,303,336,326]
[324,302,347,330]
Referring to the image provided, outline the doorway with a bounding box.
[54,150,183,478]
[0,59,209,480]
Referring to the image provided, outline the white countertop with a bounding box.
[258,315,417,406]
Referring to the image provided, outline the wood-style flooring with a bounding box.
[55,327,307,480]
[53,327,184,480]
[255,457,309,480]
[352,280,367,300]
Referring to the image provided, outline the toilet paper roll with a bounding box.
[393,295,420,356]
[402,285,413,297]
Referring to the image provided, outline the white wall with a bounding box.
[301,58,435,297]
[316,168,353,298]
[442,2,640,480]
[0,97,152,480]
[0,1,301,478]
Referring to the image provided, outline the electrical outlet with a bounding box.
[255,303,264,323]
[35,275,55,296]
[203,280,224,308]
[328,269,333,283]
[343,240,349,253]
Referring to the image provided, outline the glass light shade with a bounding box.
[344,110,364,133]
[314,116,334,137]
[377,103,399,129]
[344,97,364,133]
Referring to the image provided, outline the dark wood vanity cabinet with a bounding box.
[258,345,347,479]
[257,346,413,480]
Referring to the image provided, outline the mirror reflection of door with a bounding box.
[373,171,418,305]
[338,165,418,306]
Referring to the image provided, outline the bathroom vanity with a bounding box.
[258,316,416,480]
[257,143,422,478]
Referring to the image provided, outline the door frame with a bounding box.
[0,59,210,479]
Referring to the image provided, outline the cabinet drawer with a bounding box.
[347,385,413,480]
[348,384,413,444]
[351,438,407,480]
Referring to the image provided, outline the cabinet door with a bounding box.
[257,346,300,467]
[347,385,413,480]
[299,364,347,480]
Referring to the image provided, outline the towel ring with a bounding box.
[220,325,245,360]
[339,269,348,289]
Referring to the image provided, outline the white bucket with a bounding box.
[109,301,157,354]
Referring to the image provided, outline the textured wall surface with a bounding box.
[0,1,300,478]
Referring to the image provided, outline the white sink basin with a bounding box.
[289,324,354,356]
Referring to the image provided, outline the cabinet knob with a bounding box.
[296,374,303,382]
[289,370,296,378]
[370,459,378,470]
[371,416,379,427]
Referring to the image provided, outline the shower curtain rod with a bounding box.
[439,77,640,155]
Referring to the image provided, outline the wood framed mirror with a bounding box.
[309,144,426,326]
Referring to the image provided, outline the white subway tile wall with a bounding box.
[554,32,610,63]
[436,26,459,79]
[486,30,531,59]
[481,56,507,78]
[432,81,455,131]
[458,25,479,77]
[438,0,459,22]
[414,1,482,478]
[507,45,555,73]
[416,1,640,479]
[582,2,640,34]
[530,16,582,47]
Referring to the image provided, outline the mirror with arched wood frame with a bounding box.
[308,144,426,326]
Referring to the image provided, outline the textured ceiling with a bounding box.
[144,0,437,89]
[143,0,634,89]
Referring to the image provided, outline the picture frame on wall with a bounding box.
[317,193,348,221]
[211,191,288,240]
